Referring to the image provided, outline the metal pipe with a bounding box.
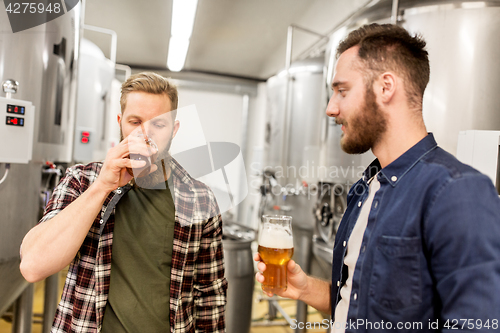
[280,26,295,186]
[290,24,328,68]
[40,168,62,332]
[12,284,33,333]
[237,94,250,222]
[295,229,313,333]
[42,274,59,333]
[285,26,294,71]
[0,163,10,185]
[115,63,132,80]
[290,24,328,39]
[281,24,328,187]
[270,300,294,325]
[391,0,400,24]
[295,0,384,61]
[83,24,117,64]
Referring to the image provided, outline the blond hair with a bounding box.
[120,72,178,113]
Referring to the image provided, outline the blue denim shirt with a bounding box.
[331,133,500,332]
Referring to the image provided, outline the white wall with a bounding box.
[177,88,244,145]
[172,86,248,220]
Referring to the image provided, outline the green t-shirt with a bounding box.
[102,181,175,333]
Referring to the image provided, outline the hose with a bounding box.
[0,163,11,184]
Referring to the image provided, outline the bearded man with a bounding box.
[256,24,500,332]
[20,72,227,333]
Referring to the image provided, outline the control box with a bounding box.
[0,96,35,163]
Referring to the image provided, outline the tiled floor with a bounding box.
[1,275,328,333]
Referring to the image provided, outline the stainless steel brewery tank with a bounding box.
[263,57,325,229]
[324,0,500,156]
[0,3,82,317]
[263,57,326,331]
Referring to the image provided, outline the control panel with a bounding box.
[0,97,35,163]
[73,127,94,162]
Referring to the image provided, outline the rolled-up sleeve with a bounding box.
[39,166,83,224]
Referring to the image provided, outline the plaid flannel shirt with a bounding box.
[39,158,227,333]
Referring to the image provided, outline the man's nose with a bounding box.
[326,95,339,118]
[140,123,153,140]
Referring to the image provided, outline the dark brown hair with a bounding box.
[337,23,430,110]
[120,72,178,114]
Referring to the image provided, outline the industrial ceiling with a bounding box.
[83,0,372,80]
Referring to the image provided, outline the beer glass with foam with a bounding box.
[258,215,293,294]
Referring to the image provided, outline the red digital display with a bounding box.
[80,131,90,144]
[6,116,24,127]
[6,104,25,115]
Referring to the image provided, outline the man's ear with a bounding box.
[172,120,180,139]
[117,113,122,125]
[378,72,397,104]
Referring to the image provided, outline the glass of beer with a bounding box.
[258,215,294,294]
[127,126,158,178]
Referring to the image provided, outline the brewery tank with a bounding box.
[263,57,325,230]
[0,3,83,317]
[262,56,327,331]
[323,0,500,158]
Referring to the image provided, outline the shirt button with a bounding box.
[343,241,347,247]
[361,245,366,252]
[117,189,122,194]
[391,176,397,182]
[358,201,362,207]
[353,293,358,300]
[337,281,340,287]
[99,219,104,224]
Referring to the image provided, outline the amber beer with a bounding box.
[258,245,294,294]
[259,215,293,294]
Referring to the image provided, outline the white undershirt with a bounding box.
[332,175,380,333]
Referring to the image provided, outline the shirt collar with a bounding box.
[362,133,438,187]
[169,157,195,190]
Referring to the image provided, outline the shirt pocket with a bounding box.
[369,235,422,310]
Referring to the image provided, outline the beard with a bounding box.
[134,144,173,189]
[120,129,174,189]
[337,84,387,154]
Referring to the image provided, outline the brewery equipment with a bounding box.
[0,96,35,164]
[262,56,325,227]
[323,0,500,157]
[73,37,117,163]
[0,2,83,331]
[223,222,255,333]
[261,55,325,330]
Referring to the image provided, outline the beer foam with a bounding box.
[259,225,293,249]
